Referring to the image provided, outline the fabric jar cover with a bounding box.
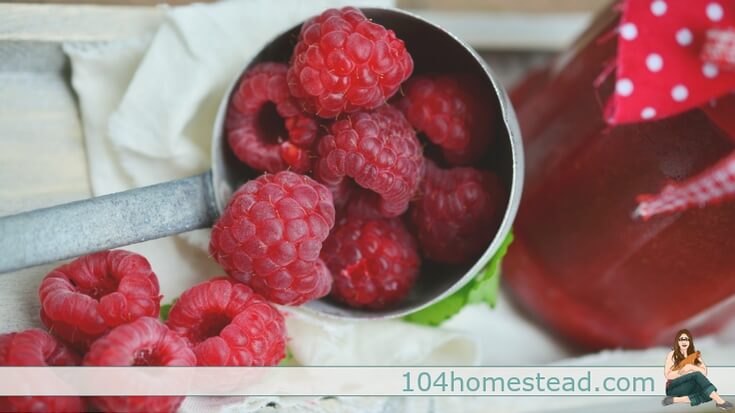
[605,0,735,219]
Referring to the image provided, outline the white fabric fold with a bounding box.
[284,308,481,366]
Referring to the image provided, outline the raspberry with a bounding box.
[397,74,493,166]
[313,105,424,217]
[410,161,506,264]
[83,317,196,413]
[322,215,420,309]
[39,250,161,350]
[324,179,356,212]
[287,7,414,118]
[0,329,83,413]
[209,171,336,305]
[166,277,286,366]
[227,62,319,173]
[343,187,407,220]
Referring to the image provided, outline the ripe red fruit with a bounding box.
[83,317,196,413]
[397,74,494,166]
[287,7,414,118]
[166,277,287,366]
[227,62,318,173]
[313,105,424,218]
[38,250,161,350]
[209,171,335,305]
[0,329,83,413]
[410,161,506,264]
[322,215,420,309]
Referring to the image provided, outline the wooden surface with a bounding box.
[7,0,209,4]
[0,4,163,334]
[398,0,609,12]
[0,2,595,50]
[8,0,608,12]
[0,3,163,41]
[0,45,91,332]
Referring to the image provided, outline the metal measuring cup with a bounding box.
[0,8,523,319]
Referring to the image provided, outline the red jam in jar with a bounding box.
[504,11,735,349]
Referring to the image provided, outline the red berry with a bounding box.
[0,329,83,413]
[287,7,414,118]
[322,215,420,309]
[397,74,494,166]
[313,105,424,218]
[39,250,161,350]
[227,62,319,173]
[83,317,196,413]
[342,188,394,220]
[410,161,506,264]
[166,277,286,366]
[209,171,335,306]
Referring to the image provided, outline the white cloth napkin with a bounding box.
[63,1,735,412]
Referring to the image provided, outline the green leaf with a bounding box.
[159,299,177,322]
[404,230,514,326]
[403,286,469,326]
[466,269,501,308]
[466,231,512,308]
[278,347,294,366]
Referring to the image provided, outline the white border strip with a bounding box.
[1,367,733,396]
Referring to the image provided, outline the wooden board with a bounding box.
[0,44,90,332]
[0,2,595,50]
[0,3,163,42]
[398,0,609,13]
[0,5,164,334]
[11,0,608,13]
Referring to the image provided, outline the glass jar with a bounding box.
[504,10,735,349]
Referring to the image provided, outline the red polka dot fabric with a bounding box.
[606,0,735,124]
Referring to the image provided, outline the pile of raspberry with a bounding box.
[2,8,508,412]
[1,250,287,412]
[217,6,508,311]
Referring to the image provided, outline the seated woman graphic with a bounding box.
[662,329,732,410]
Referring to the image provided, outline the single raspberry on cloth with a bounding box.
[287,7,413,118]
[209,171,335,306]
[410,161,506,264]
[38,250,161,350]
[83,317,196,413]
[322,215,420,309]
[166,277,286,366]
[227,62,319,173]
[313,105,424,218]
[0,329,83,413]
[397,74,493,166]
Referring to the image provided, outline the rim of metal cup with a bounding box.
[211,7,524,320]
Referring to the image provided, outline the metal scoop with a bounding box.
[0,8,523,319]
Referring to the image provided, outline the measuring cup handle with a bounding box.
[0,172,218,274]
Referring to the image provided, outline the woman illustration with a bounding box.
[662,329,732,410]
